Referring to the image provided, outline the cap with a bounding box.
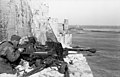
[11,35,21,41]
[28,36,36,44]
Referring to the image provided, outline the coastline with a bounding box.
[83,29,120,33]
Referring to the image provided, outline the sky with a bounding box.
[47,0,120,25]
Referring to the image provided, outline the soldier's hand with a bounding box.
[18,48,24,52]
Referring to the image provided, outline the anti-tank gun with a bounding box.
[18,41,69,77]
[19,41,68,64]
[18,40,96,77]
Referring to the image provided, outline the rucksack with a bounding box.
[0,41,13,56]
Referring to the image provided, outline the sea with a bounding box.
[72,26,120,55]
[71,25,120,77]
[80,25,120,32]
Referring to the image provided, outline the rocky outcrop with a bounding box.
[27,0,49,45]
[0,0,50,45]
[0,0,32,41]
[0,54,93,77]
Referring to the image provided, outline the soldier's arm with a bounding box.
[6,47,21,62]
[0,42,8,56]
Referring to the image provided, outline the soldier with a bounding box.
[0,35,24,74]
[19,36,37,54]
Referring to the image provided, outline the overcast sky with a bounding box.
[47,0,120,25]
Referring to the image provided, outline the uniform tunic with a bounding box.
[0,41,20,74]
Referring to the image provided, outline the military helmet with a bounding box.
[28,36,36,44]
[11,35,21,41]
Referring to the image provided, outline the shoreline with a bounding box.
[84,29,120,33]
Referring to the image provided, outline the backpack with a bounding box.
[0,41,13,56]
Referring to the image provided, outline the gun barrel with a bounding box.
[33,52,48,55]
[64,47,96,53]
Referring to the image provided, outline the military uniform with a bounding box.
[0,35,21,74]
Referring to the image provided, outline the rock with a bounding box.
[0,73,17,77]
[64,54,93,77]
[27,54,93,77]
[0,53,93,77]
[0,0,49,43]
[0,0,32,41]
